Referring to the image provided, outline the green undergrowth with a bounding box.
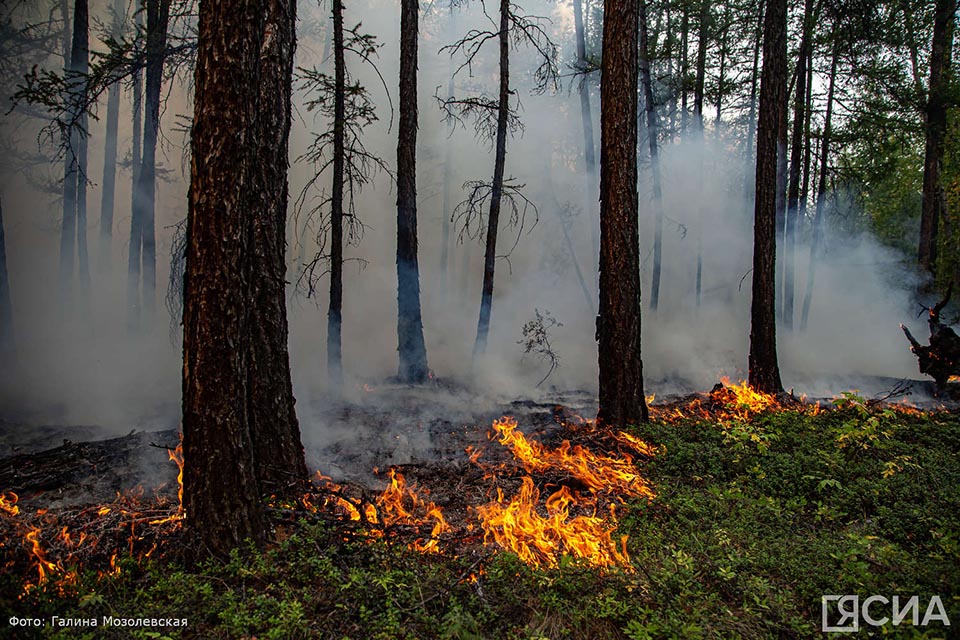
[3,398,959,639]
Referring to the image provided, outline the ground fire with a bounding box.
[0,379,932,597]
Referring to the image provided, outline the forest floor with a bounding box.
[0,379,958,639]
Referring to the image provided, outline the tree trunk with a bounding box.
[680,2,689,134]
[714,3,729,130]
[183,0,276,559]
[131,0,170,324]
[783,0,817,329]
[328,0,345,385]
[0,197,12,353]
[743,0,763,203]
[438,10,455,298]
[98,0,124,271]
[573,0,599,268]
[246,0,308,492]
[918,0,955,276]
[597,0,648,427]
[640,0,665,313]
[126,0,143,329]
[800,38,839,331]
[396,0,429,383]
[59,0,88,299]
[693,0,709,132]
[748,0,786,394]
[76,3,90,294]
[472,0,510,358]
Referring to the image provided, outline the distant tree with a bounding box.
[0,197,12,353]
[918,0,957,276]
[597,0,648,426]
[640,0,665,312]
[128,0,171,328]
[184,0,305,557]
[782,0,819,329]
[296,1,389,386]
[748,0,786,394]
[97,0,125,271]
[395,0,429,383]
[59,0,90,299]
[438,0,557,359]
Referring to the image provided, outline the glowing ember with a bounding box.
[1,490,19,516]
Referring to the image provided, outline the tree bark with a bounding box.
[472,0,510,358]
[748,0,786,394]
[98,0,124,272]
[183,0,274,559]
[640,0,665,313]
[327,0,345,385]
[396,0,429,383]
[693,0,709,132]
[918,0,955,276]
[783,0,817,329]
[0,197,12,353]
[246,0,308,492]
[800,38,839,332]
[597,0,648,426]
[680,2,689,134]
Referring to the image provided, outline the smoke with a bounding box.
[0,0,936,440]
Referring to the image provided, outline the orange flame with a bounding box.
[476,477,630,568]
[1,490,19,516]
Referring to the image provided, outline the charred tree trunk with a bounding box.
[396,0,429,383]
[183,0,274,559]
[75,3,90,294]
[98,0,124,271]
[131,0,170,324]
[748,0,786,394]
[472,0,510,358]
[126,0,143,329]
[59,0,88,299]
[246,0,308,491]
[783,0,817,329]
[597,0,648,426]
[0,198,12,353]
[680,2,689,135]
[714,4,729,130]
[328,0,346,385]
[743,0,763,203]
[640,0,665,313]
[918,0,955,276]
[901,285,960,392]
[800,37,839,332]
[693,0,709,132]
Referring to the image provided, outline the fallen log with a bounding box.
[901,284,960,393]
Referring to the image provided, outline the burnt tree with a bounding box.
[918,0,956,276]
[902,285,960,392]
[396,0,429,383]
[184,0,305,557]
[748,0,786,394]
[597,0,648,426]
[98,0,124,271]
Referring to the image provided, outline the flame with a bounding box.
[490,417,655,500]
[374,468,450,553]
[1,490,19,516]
[476,477,630,568]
